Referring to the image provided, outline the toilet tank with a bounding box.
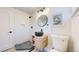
[51,35,69,52]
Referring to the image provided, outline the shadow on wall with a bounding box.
[67,36,74,52]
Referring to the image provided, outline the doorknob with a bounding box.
[9,31,12,33]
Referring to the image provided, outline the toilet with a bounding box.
[49,34,69,52]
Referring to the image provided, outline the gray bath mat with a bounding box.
[15,41,33,50]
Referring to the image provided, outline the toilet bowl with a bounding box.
[51,34,69,52]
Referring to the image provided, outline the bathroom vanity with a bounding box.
[32,34,48,52]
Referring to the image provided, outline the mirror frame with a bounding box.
[37,15,48,27]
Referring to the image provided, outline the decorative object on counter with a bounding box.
[37,15,48,27]
[53,14,63,26]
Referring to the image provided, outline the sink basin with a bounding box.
[35,32,43,37]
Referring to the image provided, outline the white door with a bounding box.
[14,10,32,44]
[9,8,15,46]
[0,8,14,51]
[14,10,27,44]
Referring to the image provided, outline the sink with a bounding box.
[35,32,43,37]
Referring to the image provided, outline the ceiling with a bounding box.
[14,7,43,15]
[14,7,78,18]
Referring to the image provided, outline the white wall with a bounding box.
[0,8,32,51]
[0,8,14,51]
[71,12,79,51]
[49,7,73,35]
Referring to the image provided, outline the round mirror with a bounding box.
[37,15,48,27]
